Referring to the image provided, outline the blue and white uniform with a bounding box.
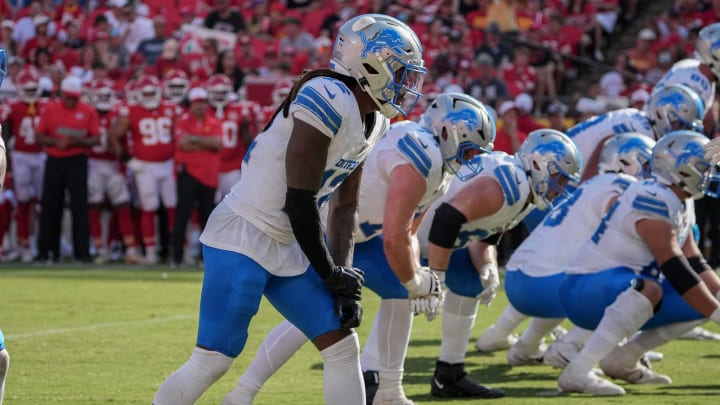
[350,120,451,298]
[197,76,388,357]
[654,59,716,110]
[418,152,534,297]
[505,173,635,318]
[559,180,703,331]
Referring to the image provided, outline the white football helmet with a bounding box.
[89,79,116,112]
[163,69,190,103]
[652,130,713,199]
[16,68,40,103]
[330,14,426,119]
[695,22,720,78]
[645,83,704,138]
[516,129,581,210]
[135,74,162,109]
[419,92,495,180]
[206,74,233,109]
[598,132,655,179]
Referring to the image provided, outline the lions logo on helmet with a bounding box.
[645,83,704,138]
[420,92,495,181]
[516,129,581,210]
[598,132,655,179]
[330,14,426,119]
[695,23,720,78]
[652,130,715,199]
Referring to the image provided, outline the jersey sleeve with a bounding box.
[493,163,523,206]
[289,77,350,139]
[624,182,675,227]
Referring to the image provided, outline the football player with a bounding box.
[475,133,654,365]
[85,79,141,264]
[0,68,48,262]
[421,129,580,398]
[162,68,190,105]
[109,74,181,264]
[558,131,720,395]
[224,93,496,405]
[152,14,427,405]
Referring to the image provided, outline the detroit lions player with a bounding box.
[0,47,8,405]
[476,133,654,363]
[220,93,495,405]
[421,129,580,398]
[557,131,720,395]
[654,23,720,135]
[153,14,426,405]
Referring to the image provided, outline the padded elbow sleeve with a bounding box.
[661,256,701,295]
[428,203,467,249]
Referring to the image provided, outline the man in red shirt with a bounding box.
[171,87,221,267]
[36,75,100,263]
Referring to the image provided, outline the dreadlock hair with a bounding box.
[262,69,358,132]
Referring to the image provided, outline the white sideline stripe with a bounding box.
[5,315,196,339]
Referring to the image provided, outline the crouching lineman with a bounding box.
[418,129,580,397]
[222,93,496,405]
[476,133,654,363]
[557,131,720,395]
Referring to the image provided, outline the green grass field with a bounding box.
[1,266,720,404]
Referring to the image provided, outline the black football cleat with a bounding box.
[430,361,505,399]
[363,370,379,405]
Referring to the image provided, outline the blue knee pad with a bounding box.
[197,245,271,358]
[560,267,650,330]
[353,236,408,299]
[505,270,566,318]
[0,328,4,350]
[642,279,704,329]
[445,248,483,298]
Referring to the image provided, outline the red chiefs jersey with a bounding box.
[88,109,120,161]
[216,101,264,173]
[261,105,280,129]
[1,99,49,153]
[119,101,180,162]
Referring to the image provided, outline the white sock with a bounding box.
[568,288,653,376]
[492,304,527,336]
[562,326,593,348]
[153,347,234,405]
[519,317,564,347]
[360,312,381,372]
[373,299,413,399]
[321,332,365,405]
[613,320,705,365]
[223,320,308,405]
[0,349,8,405]
[439,291,479,364]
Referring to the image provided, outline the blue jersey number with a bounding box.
[542,188,583,228]
[591,200,619,244]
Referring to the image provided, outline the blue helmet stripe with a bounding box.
[398,135,431,177]
[494,165,520,205]
[294,86,342,135]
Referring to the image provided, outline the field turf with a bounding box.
[1,266,719,404]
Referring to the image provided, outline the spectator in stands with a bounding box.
[214,49,244,92]
[171,87,222,267]
[61,18,85,50]
[431,29,467,85]
[204,0,245,34]
[36,76,100,263]
[624,28,657,74]
[123,3,155,54]
[234,34,263,74]
[546,100,569,132]
[1,20,15,57]
[13,0,55,48]
[503,46,537,97]
[55,0,85,28]
[475,22,512,69]
[104,0,131,35]
[137,15,168,66]
[645,50,674,84]
[279,16,315,56]
[515,92,544,132]
[564,0,605,61]
[594,0,621,35]
[21,14,51,62]
[526,27,557,107]
[629,88,649,110]
[486,0,519,34]
[494,100,527,154]
[70,43,100,84]
[0,56,22,100]
[466,52,508,109]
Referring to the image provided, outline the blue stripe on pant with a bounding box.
[505,270,566,318]
[353,236,408,299]
[421,248,483,298]
[197,245,340,358]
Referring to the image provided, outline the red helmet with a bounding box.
[89,79,116,111]
[271,80,294,106]
[135,74,162,109]
[163,68,189,103]
[16,68,41,103]
[206,73,233,108]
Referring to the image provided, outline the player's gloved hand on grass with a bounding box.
[335,295,363,329]
[403,267,442,299]
[323,265,364,300]
[410,294,443,321]
[477,263,499,306]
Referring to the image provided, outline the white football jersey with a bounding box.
[417,152,533,254]
[200,76,388,276]
[566,108,654,178]
[654,59,716,110]
[564,179,695,276]
[508,172,636,277]
[354,120,451,243]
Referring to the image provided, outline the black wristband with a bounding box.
[687,256,712,275]
[428,203,467,249]
[660,256,701,295]
[285,186,335,279]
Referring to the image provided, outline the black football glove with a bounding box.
[335,295,363,329]
[323,265,365,300]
